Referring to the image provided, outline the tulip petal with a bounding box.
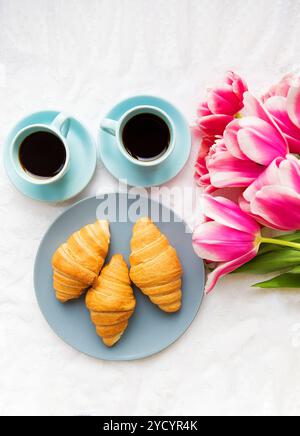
[262,73,296,102]
[195,170,211,188]
[265,96,300,153]
[244,92,278,124]
[244,92,288,145]
[196,138,214,164]
[226,71,248,100]
[237,118,287,165]
[287,86,300,128]
[224,119,249,160]
[242,157,283,203]
[239,193,251,215]
[205,248,258,294]
[197,101,212,117]
[204,185,217,193]
[251,185,300,230]
[207,150,263,188]
[207,85,241,116]
[244,91,276,120]
[192,125,202,141]
[193,221,256,262]
[198,114,234,137]
[202,195,260,234]
[278,155,300,192]
[194,138,215,188]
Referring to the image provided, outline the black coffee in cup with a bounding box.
[19,131,67,179]
[122,113,170,162]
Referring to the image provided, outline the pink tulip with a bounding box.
[225,93,288,165]
[193,195,261,294]
[240,155,300,231]
[262,73,297,102]
[207,71,248,116]
[194,137,262,191]
[194,71,247,140]
[206,138,263,188]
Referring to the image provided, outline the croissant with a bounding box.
[86,254,136,347]
[52,220,110,303]
[129,217,182,313]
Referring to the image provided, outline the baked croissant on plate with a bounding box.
[129,217,183,313]
[52,220,110,303]
[86,254,136,347]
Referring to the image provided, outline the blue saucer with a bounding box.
[98,96,191,187]
[3,111,97,203]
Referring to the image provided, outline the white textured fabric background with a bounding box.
[1,0,300,416]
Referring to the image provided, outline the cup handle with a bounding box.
[100,119,118,136]
[52,113,71,138]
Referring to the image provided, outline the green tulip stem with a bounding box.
[260,237,300,251]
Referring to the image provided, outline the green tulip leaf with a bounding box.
[253,269,300,288]
[234,248,300,274]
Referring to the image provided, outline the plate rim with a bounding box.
[34,194,205,361]
[3,110,97,204]
[98,95,192,188]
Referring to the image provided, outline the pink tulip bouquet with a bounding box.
[193,72,300,294]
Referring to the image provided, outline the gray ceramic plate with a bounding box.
[34,194,205,361]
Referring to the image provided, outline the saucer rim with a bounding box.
[3,110,97,204]
[98,95,192,188]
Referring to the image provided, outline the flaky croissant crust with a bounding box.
[86,254,136,347]
[130,217,182,312]
[52,220,110,303]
